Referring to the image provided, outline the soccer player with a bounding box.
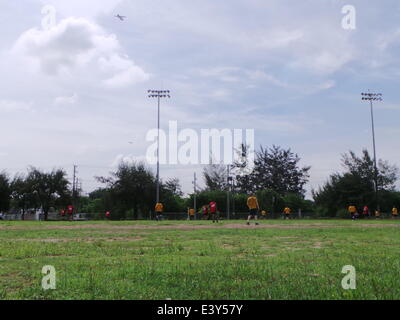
[363,206,370,219]
[67,205,74,221]
[155,202,164,221]
[190,208,196,220]
[202,205,209,220]
[105,211,111,220]
[348,205,357,220]
[283,207,291,220]
[246,194,260,226]
[209,201,219,223]
[261,210,268,220]
[392,206,398,219]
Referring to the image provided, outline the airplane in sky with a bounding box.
[115,14,126,21]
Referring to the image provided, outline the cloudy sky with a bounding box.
[0,0,399,197]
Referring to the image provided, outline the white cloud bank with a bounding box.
[12,17,149,88]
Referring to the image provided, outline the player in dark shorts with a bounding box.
[247,195,260,226]
[209,201,219,223]
[202,205,209,220]
[155,202,164,221]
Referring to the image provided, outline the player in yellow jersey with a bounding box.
[246,194,260,226]
[392,206,398,219]
[189,208,195,220]
[283,207,291,220]
[155,202,164,221]
[261,210,268,220]
[348,205,357,220]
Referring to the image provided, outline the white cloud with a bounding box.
[296,50,354,75]
[194,67,241,82]
[111,154,149,167]
[254,29,304,50]
[54,93,78,105]
[377,29,400,51]
[100,54,150,88]
[194,66,289,88]
[246,70,288,88]
[12,17,149,88]
[0,100,33,112]
[38,0,124,19]
[376,103,400,111]
[209,89,232,100]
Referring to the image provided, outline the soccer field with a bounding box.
[0,220,399,300]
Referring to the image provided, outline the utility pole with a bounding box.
[361,91,383,213]
[231,175,235,217]
[72,165,78,218]
[76,178,82,214]
[148,90,171,204]
[227,165,231,220]
[72,165,77,200]
[193,172,197,220]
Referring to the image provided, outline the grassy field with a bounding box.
[0,219,399,300]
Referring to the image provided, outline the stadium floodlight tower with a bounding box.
[148,90,171,204]
[361,91,383,213]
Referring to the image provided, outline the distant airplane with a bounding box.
[115,14,126,21]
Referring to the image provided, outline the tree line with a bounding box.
[0,145,398,220]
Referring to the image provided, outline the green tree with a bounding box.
[232,143,255,194]
[0,172,11,212]
[343,150,398,191]
[313,150,398,217]
[255,189,284,217]
[10,174,38,219]
[203,163,228,191]
[26,167,71,220]
[253,146,310,196]
[160,178,186,212]
[163,178,184,197]
[233,145,310,196]
[97,162,156,219]
[189,190,228,213]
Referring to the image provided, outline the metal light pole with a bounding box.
[361,91,383,213]
[148,90,171,204]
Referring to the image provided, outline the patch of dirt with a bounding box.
[260,246,273,250]
[221,244,236,249]
[1,222,399,231]
[4,236,143,243]
[309,274,321,277]
[313,241,323,249]
[274,236,301,240]
[312,242,324,249]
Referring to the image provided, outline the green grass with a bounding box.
[0,219,399,300]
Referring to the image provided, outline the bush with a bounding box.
[314,206,330,218]
[336,208,349,219]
